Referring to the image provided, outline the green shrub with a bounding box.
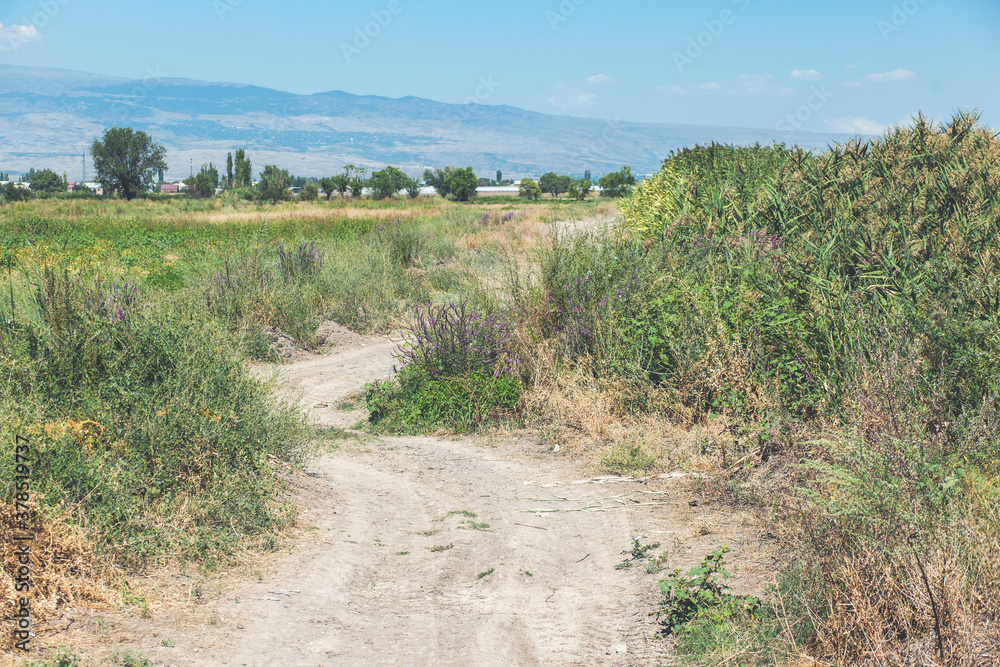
[657,547,761,636]
[366,369,521,433]
[3,267,309,566]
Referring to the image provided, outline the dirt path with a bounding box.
[53,342,771,666]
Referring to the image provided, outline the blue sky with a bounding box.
[1,0,997,134]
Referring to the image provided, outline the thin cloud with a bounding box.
[586,74,614,85]
[826,117,887,135]
[865,69,916,83]
[659,74,792,96]
[548,84,596,111]
[0,23,40,51]
[790,69,824,82]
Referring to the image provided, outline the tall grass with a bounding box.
[600,111,1000,664]
[0,194,519,631]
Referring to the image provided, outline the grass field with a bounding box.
[3,112,1000,664]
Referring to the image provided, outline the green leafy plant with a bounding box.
[656,547,760,635]
[615,538,661,570]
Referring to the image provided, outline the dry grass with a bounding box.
[191,205,427,226]
[520,349,734,475]
[796,490,1000,667]
[0,501,121,652]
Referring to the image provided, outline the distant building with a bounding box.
[159,183,181,193]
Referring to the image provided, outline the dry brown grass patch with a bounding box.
[1,501,120,652]
[192,206,425,226]
[521,353,735,474]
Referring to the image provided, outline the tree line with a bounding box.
[3,126,639,203]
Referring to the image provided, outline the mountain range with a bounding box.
[0,64,855,181]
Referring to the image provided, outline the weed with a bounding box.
[23,649,84,667]
[477,568,495,579]
[615,538,661,570]
[429,543,454,552]
[396,551,409,556]
[459,521,492,532]
[600,437,660,475]
[110,649,155,667]
[435,510,477,522]
[656,547,760,635]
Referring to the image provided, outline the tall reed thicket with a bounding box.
[615,111,1000,664]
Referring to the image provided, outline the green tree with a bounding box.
[584,169,592,181]
[539,172,572,197]
[518,178,541,201]
[257,164,291,203]
[344,164,367,197]
[300,183,320,201]
[90,127,168,200]
[406,177,421,199]
[496,170,502,183]
[234,149,253,188]
[185,163,219,198]
[332,173,350,198]
[29,168,66,195]
[320,177,336,200]
[368,165,409,199]
[225,152,235,190]
[598,166,636,198]
[570,178,592,201]
[1,182,31,202]
[445,167,477,202]
[423,167,454,198]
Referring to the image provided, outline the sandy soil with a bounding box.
[33,338,773,667]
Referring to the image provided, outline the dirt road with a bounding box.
[57,339,769,666]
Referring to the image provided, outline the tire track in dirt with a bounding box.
[134,341,667,665]
[142,433,664,666]
[74,341,769,666]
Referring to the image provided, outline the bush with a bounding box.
[300,183,319,201]
[1,182,32,202]
[367,300,520,432]
[3,268,309,566]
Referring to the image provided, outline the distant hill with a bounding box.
[0,64,854,181]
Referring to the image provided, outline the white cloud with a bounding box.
[826,117,887,135]
[586,74,614,85]
[790,69,824,82]
[548,84,596,111]
[659,74,792,96]
[0,23,40,51]
[865,69,916,83]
